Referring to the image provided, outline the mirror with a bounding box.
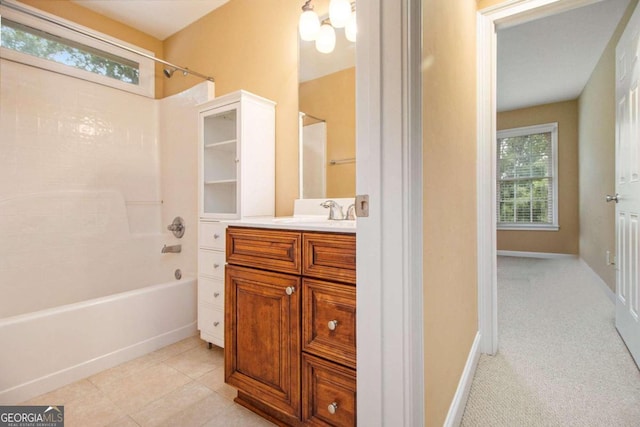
[298,0,356,199]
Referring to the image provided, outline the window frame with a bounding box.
[0,2,155,98]
[496,122,559,231]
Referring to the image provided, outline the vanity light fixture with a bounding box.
[329,0,351,28]
[299,0,320,41]
[299,0,356,54]
[315,20,336,54]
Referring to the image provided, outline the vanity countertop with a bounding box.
[223,216,356,233]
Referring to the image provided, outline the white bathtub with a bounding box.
[0,275,197,404]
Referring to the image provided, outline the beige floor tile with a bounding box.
[22,379,100,405]
[202,404,276,427]
[147,336,202,362]
[130,381,212,427]
[164,345,223,379]
[89,353,161,389]
[100,364,192,414]
[106,416,140,427]
[156,392,235,427]
[213,383,237,401]
[63,391,122,427]
[196,365,225,391]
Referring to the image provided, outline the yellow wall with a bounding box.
[20,0,165,98]
[299,67,356,198]
[162,0,299,216]
[579,0,640,292]
[423,1,479,425]
[497,101,579,254]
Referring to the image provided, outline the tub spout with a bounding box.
[161,244,181,253]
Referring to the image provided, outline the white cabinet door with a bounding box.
[615,1,640,368]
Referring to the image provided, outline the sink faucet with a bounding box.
[320,200,344,220]
[345,204,356,220]
[161,244,182,253]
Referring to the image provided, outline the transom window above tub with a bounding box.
[0,4,155,97]
[497,123,559,231]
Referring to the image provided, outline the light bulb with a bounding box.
[345,11,357,42]
[315,23,336,54]
[329,0,351,28]
[299,9,320,41]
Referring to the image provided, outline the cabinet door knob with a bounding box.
[327,402,338,415]
[213,321,220,327]
[327,320,339,331]
[285,286,296,296]
[214,292,220,298]
[214,263,220,269]
[213,233,220,239]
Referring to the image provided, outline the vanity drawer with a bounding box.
[198,304,224,340]
[198,249,226,279]
[199,221,226,250]
[303,233,356,285]
[302,353,356,427]
[302,279,356,369]
[226,227,302,275]
[198,276,224,308]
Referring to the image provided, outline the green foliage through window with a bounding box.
[497,129,554,225]
[1,18,139,84]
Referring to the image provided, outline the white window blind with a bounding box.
[497,123,558,230]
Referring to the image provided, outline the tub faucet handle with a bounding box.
[167,217,185,238]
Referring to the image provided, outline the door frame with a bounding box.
[356,0,424,425]
[476,0,607,354]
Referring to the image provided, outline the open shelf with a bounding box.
[205,140,237,150]
[205,179,237,185]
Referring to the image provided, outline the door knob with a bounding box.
[285,286,296,295]
[327,320,339,331]
[606,193,620,203]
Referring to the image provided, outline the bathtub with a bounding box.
[0,275,197,404]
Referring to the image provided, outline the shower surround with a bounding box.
[0,59,211,403]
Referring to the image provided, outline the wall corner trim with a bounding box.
[579,258,616,304]
[443,331,482,427]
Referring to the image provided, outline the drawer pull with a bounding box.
[214,321,220,327]
[214,292,220,298]
[214,233,220,239]
[327,320,339,331]
[285,286,296,296]
[327,402,338,415]
[214,263,220,269]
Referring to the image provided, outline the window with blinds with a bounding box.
[497,123,559,230]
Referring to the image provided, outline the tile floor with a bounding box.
[22,336,275,427]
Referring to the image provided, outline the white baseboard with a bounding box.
[444,331,481,427]
[579,258,616,304]
[0,322,197,404]
[497,250,576,259]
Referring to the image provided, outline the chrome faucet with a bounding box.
[320,200,344,220]
[345,204,356,220]
[161,244,182,253]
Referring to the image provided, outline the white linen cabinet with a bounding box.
[197,90,276,348]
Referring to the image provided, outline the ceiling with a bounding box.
[71,0,229,41]
[497,0,630,112]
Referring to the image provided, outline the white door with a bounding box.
[615,1,640,368]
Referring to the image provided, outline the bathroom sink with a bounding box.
[272,216,327,223]
[271,217,356,229]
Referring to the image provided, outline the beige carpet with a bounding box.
[461,256,640,427]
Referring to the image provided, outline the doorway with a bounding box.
[477,0,630,354]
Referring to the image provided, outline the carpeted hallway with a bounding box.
[461,256,640,427]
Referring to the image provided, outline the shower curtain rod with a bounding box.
[0,0,215,82]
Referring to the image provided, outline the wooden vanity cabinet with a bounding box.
[225,227,356,427]
[225,264,301,420]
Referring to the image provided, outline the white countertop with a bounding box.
[223,216,356,233]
